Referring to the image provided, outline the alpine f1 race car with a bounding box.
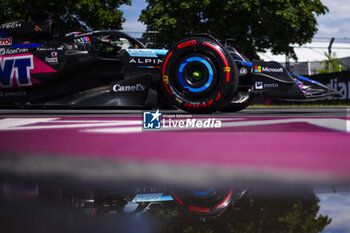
[69,185,245,217]
[0,20,342,113]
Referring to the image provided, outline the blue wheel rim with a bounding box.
[187,187,215,196]
[178,57,213,93]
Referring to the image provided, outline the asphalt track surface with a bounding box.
[0,107,349,185]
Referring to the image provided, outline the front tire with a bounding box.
[161,37,238,113]
[171,186,233,216]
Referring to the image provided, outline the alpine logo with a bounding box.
[129,58,163,65]
[112,83,146,92]
[0,37,12,46]
[0,55,34,87]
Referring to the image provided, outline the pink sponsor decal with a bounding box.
[0,53,56,88]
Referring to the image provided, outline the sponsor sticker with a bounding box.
[112,83,145,92]
[255,65,283,73]
[126,49,167,58]
[45,51,59,65]
[255,81,263,89]
[327,78,349,100]
[2,48,29,55]
[0,22,22,29]
[264,83,279,88]
[126,49,158,58]
[51,51,58,57]
[239,67,248,76]
[129,58,163,65]
[152,49,168,56]
[0,54,56,88]
[254,66,262,73]
[262,67,283,73]
[131,193,173,202]
[0,37,12,46]
[45,57,58,65]
[0,55,34,87]
[36,47,56,52]
[255,81,279,89]
[0,91,26,97]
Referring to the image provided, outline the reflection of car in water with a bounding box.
[0,20,341,113]
[0,182,246,217]
[1,181,334,233]
[70,186,247,217]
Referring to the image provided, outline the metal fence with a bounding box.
[282,57,350,76]
[121,31,172,48]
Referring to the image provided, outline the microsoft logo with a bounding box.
[254,66,261,73]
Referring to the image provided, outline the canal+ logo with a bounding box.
[0,55,34,87]
[143,110,162,129]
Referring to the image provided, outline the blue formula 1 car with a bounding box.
[0,20,342,113]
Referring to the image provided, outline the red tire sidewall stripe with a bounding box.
[162,51,173,94]
[171,191,184,205]
[203,42,230,82]
[214,188,233,209]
